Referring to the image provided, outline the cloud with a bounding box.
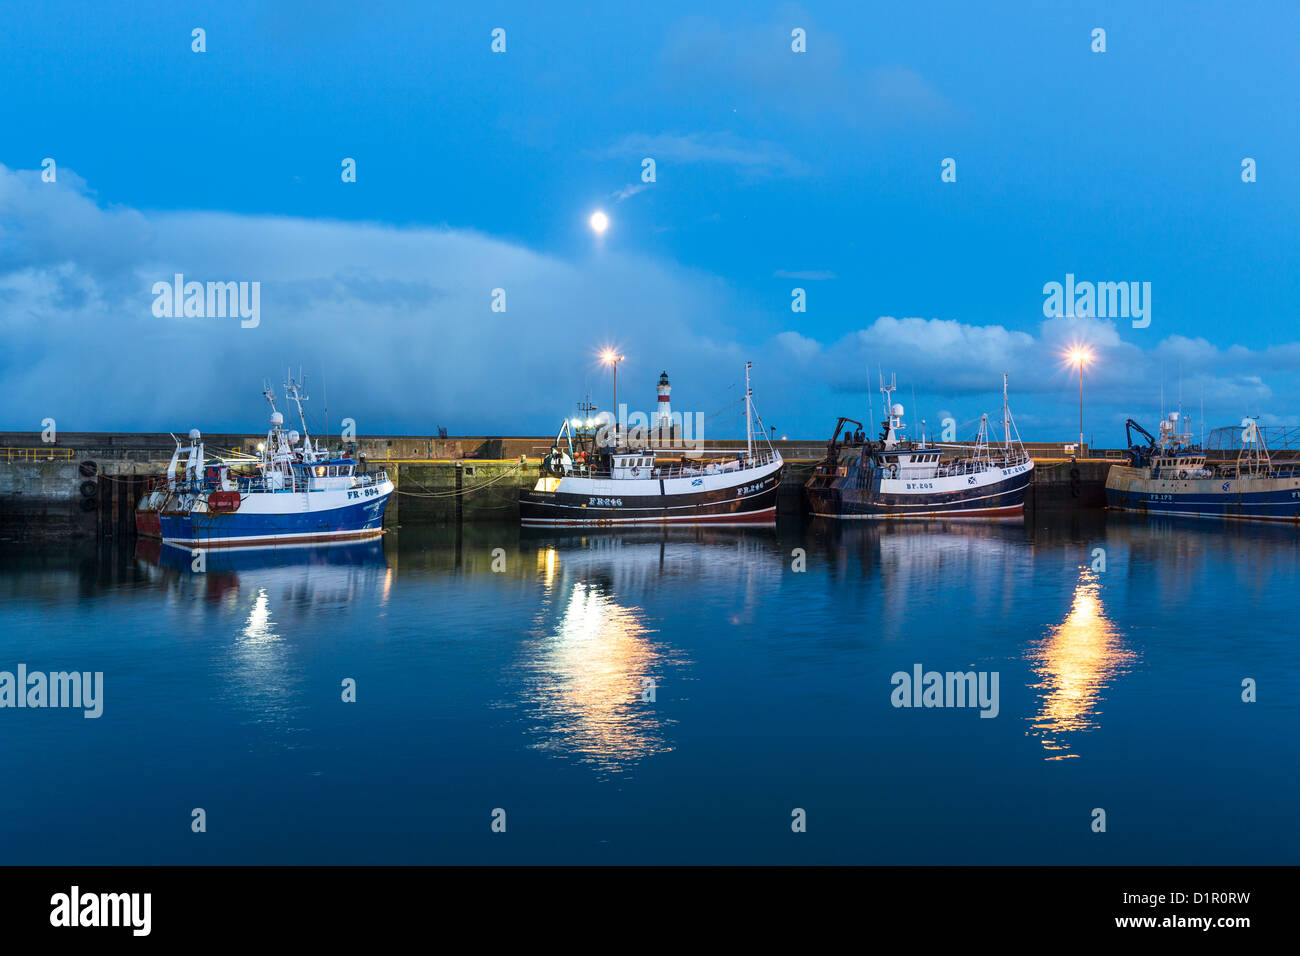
[2,165,1296,442]
[658,10,955,126]
[769,314,1297,434]
[594,132,810,179]
[612,182,652,202]
[0,164,753,434]
[774,269,835,280]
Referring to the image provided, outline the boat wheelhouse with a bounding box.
[805,374,1034,519]
[520,363,783,526]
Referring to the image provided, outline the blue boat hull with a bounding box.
[161,492,391,547]
[1105,462,1300,522]
[1105,485,1300,522]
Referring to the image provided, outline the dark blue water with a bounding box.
[1,514,1296,864]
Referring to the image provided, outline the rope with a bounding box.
[92,472,160,484]
[393,463,525,498]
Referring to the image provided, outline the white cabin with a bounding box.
[611,453,656,479]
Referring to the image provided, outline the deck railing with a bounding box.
[934,453,1031,477]
[161,469,391,496]
[562,449,782,480]
[2,447,75,462]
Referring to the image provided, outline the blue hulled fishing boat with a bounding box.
[137,372,393,547]
[1105,414,1300,522]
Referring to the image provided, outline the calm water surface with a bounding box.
[1,514,1296,864]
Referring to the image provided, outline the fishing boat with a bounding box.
[805,375,1033,519]
[136,373,393,547]
[1105,414,1300,522]
[519,363,783,526]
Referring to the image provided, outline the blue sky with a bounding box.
[2,1,1298,443]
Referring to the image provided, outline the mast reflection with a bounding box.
[1026,568,1134,760]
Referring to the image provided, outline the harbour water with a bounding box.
[0,514,1296,865]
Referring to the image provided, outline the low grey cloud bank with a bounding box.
[1,164,1294,441]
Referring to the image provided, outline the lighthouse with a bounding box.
[654,371,672,429]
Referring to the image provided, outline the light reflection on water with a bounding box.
[142,539,392,745]
[514,536,706,777]
[1025,568,1135,760]
[520,577,677,775]
[2,513,1299,862]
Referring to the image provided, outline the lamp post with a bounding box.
[1067,347,1094,453]
[601,349,624,444]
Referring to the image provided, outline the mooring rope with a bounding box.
[392,463,526,498]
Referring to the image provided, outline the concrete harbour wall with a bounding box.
[0,434,1116,540]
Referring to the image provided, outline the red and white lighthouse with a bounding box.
[654,371,672,429]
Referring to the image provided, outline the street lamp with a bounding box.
[601,349,624,444]
[1066,346,1094,453]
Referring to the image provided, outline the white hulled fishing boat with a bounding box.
[519,363,783,526]
[805,375,1033,519]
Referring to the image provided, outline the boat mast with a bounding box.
[745,361,753,459]
[879,372,899,449]
[285,366,316,462]
[1002,373,1010,447]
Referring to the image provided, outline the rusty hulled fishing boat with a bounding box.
[1105,414,1300,521]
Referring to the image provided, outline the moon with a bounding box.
[589,210,609,234]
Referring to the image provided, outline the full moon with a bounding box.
[589,210,609,234]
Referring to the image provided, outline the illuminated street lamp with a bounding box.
[601,349,624,443]
[1066,346,1094,453]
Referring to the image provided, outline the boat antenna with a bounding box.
[322,364,329,454]
[877,363,885,437]
[285,365,314,459]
